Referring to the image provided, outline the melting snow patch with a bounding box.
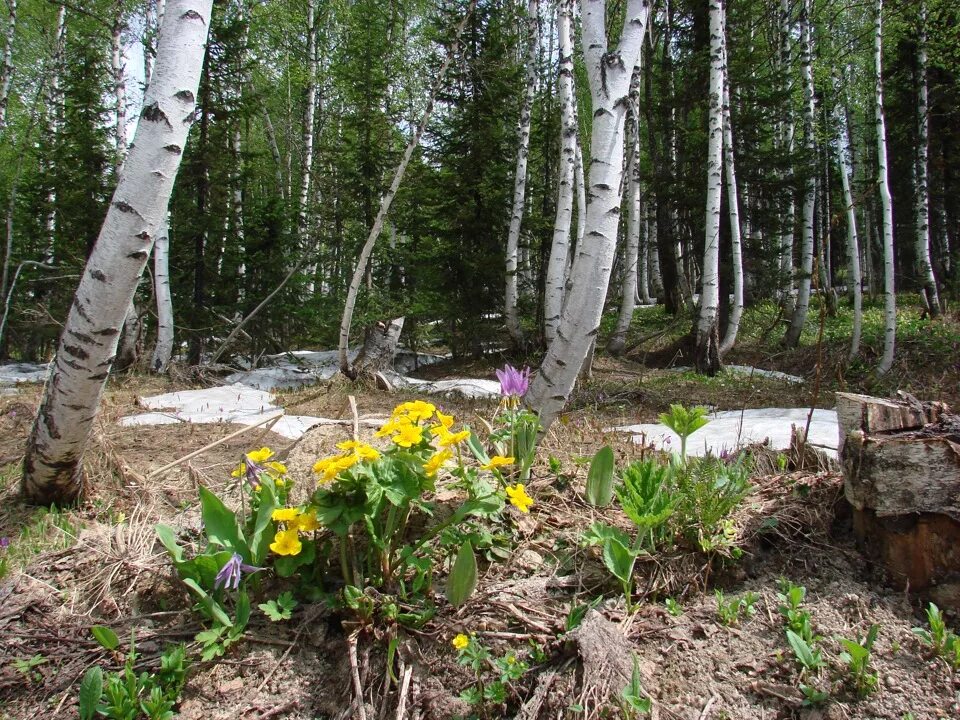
[0,362,50,386]
[670,365,805,384]
[381,372,501,400]
[610,407,839,458]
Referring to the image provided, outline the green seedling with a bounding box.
[838,624,880,697]
[618,655,652,717]
[258,590,298,621]
[715,590,759,626]
[658,404,709,460]
[664,597,683,617]
[799,683,829,707]
[13,654,46,683]
[787,629,824,672]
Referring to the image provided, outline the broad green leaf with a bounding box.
[446,540,477,607]
[155,524,185,563]
[198,485,247,559]
[90,625,119,651]
[601,537,636,585]
[250,479,278,565]
[183,578,233,627]
[78,666,103,720]
[465,429,490,465]
[585,446,615,507]
[273,541,316,578]
[787,629,821,669]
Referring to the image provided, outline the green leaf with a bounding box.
[198,485,247,559]
[446,540,477,607]
[78,666,103,720]
[250,479,278,565]
[786,629,822,670]
[465,429,490,466]
[272,541,315,578]
[182,578,233,627]
[585,446,615,507]
[601,537,637,585]
[155,524,185,563]
[91,625,120,651]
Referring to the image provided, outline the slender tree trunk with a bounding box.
[874,0,896,376]
[914,0,939,316]
[543,0,577,346]
[695,0,724,375]
[609,66,643,356]
[0,0,16,131]
[22,0,213,504]
[151,217,173,372]
[505,0,539,348]
[784,0,815,347]
[574,139,586,250]
[339,1,475,377]
[526,0,650,428]
[44,4,66,263]
[111,0,127,165]
[778,0,795,303]
[835,100,862,361]
[718,9,742,356]
[298,0,317,240]
[143,0,157,84]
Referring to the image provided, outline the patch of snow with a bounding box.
[0,362,50,386]
[382,371,501,400]
[669,365,805,385]
[609,407,839,458]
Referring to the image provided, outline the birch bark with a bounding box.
[543,0,577,346]
[874,0,896,376]
[718,7,742,356]
[914,0,939,317]
[150,217,173,372]
[22,0,213,503]
[525,0,650,428]
[0,0,16,132]
[784,0,815,348]
[694,0,724,375]
[835,98,862,360]
[505,0,539,347]
[778,0,795,303]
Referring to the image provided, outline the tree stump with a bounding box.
[352,317,404,377]
[838,392,960,609]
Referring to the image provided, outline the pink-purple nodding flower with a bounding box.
[496,364,531,399]
[244,457,262,489]
[214,552,262,591]
[0,537,9,549]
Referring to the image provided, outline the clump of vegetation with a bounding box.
[452,633,532,714]
[838,624,880,697]
[715,589,759,626]
[912,602,960,669]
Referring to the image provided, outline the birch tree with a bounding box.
[777,0,795,303]
[150,217,173,372]
[694,0,724,375]
[543,0,577,346]
[504,0,538,348]
[22,0,214,504]
[913,0,939,317]
[0,0,16,132]
[874,0,896,376]
[834,97,862,360]
[783,0,815,348]
[526,0,650,428]
[718,6,743,356]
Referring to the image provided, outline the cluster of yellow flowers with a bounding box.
[312,439,382,483]
[230,447,289,487]
[268,506,320,556]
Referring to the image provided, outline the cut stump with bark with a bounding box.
[838,392,960,609]
[351,317,404,378]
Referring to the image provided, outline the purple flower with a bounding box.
[496,364,531,399]
[244,457,262,489]
[214,552,262,591]
[0,537,9,549]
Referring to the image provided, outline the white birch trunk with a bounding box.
[835,100,862,361]
[874,0,896,376]
[151,217,173,372]
[144,0,158,85]
[526,0,650,428]
[112,0,128,165]
[648,191,661,297]
[0,0,16,131]
[914,1,939,317]
[543,0,577,346]
[695,0,724,374]
[297,0,317,239]
[338,1,475,377]
[44,5,66,263]
[608,65,643,356]
[22,0,213,503]
[505,0,539,347]
[718,8,743,357]
[784,0,815,348]
[778,0,795,302]
[575,138,586,249]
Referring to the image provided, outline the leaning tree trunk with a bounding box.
[836,99,862,361]
[914,0,939,317]
[608,65,643,357]
[151,217,173,372]
[718,10,743,357]
[338,0,475,378]
[694,0,724,375]
[0,0,16,132]
[784,0,815,348]
[505,0,538,348]
[543,0,577,347]
[526,0,650,429]
[22,0,213,504]
[874,0,896,376]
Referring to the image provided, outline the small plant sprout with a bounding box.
[799,683,829,707]
[665,597,683,617]
[259,591,298,621]
[786,629,825,672]
[777,580,817,643]
[912,602,960,669]
[658,404,709,460]
[838,624,880,697]
[618,655,652,718]
[453,634,529,711]
[715,590,759,626]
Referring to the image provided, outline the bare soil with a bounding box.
[0,361,957,720]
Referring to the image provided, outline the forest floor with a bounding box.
[0,297,959,720]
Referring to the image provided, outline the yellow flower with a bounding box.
[338,440,381,461]
[375,415,412,438]
[506,484,534,513]
[269,528,302,556]
[451,633,470,650]
[482,455,515,471]
[265,461,287,476]
[393,400,436,423]
[393,424,425,448]
[313,452,361,483]
[435,410,454,428]
[271,507,300,523]
[291,509,320,533]
[230,462,245,478]
[437,429,470,448]
[424,449,453,477]
[247,447,275,464]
